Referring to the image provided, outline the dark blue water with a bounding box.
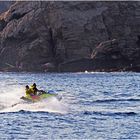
[0,72,140,139]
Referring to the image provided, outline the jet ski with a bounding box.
[20,91,57,103]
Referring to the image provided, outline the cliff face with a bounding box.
[0,1,14,13]
[0,1,139,72]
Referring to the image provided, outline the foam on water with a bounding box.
[0,86,23,108]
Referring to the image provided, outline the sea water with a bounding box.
[0,72,140,139]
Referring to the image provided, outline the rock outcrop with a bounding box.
[0,1,14,13]
[0,1,139,72]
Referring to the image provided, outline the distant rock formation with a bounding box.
[0,1,139,72]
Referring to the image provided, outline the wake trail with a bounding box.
[0,86,24,108]
[4,97,68,114]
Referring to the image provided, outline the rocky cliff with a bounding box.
[0,1,14,13]
[0,1,139,72]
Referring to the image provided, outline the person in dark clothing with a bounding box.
[30,83,38,95]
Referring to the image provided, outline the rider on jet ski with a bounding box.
[30,83,38,95]
[25,83,45,97]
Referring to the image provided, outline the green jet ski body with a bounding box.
[20,92,56,103]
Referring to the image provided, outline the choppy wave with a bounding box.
[93,98,140,103]
[83,111,137,116]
